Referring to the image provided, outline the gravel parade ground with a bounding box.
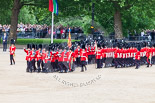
[0,49,155,103]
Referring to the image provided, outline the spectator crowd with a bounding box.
[0,23,84,39]
[128,29,155,42]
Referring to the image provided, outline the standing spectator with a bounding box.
[141,30,145,40]
[2,33,7,52]
[150,30,155,42]
[0,24,2,43]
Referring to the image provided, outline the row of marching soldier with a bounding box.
[24,42,155,73]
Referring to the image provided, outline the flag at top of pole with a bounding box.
[49,0,58,44]
[49,0,58,15]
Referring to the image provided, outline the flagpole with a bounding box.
[51,12,54,44]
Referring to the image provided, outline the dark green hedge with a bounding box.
[16,39,79,45]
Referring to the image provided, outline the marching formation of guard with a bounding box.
[24,40,155,73]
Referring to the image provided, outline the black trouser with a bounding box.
[55,60,59,71]
[91,55,96,64]
[58,62,63,72]
[26,61,29,72]
[88,55,92,64]
[31,59,36,72]
[3,43,7,51]
[101,58,106,67]
[51,62,55,71]
[147,59,151,67]
[152,56,155,64]
[27,61,32,72]
[41,61,44,71]
[105,57,113,67]
[81,61,87,72]
[114,58,123,68]
[76,57,81,67]
[71,61,76,71]
[96,59,102,68]
[114,58,119,68]
[135,59,140,69]
[62,61,69,72]
[37,59,42,72]
[10,55,15,65]
[44,61,52,73]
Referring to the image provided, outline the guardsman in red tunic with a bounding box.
[24,44,31,72]
[80,45,88,72]
[29,44,36,72]
[10,43,16,65]
[58,47,65,73]
[74,45,82,67]
[140,47,146,65]
[96,44,102,69]
[63,48,70,73]
[41,46,46,71]
[152,46,155,64]
[43,47,51,73]
[91,44,96,64]
[101,45,106,67]
[55,50,59,71]
[50,49,55,72]
[105,47,114,67]
[128,47,133,67]
[135,51,141,69]
[87,44,92,64]
[114,47,120,68]
[35,44,42,73]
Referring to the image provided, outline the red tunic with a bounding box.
[80,50,88,61]
[74,48,82,58]
[35,50,42,61]
[10,46,16,55]
[96,49,102,59]
[101,48,106,58]
[114,48,120,58]
[135,51,140,60]
[72,52,76,62]
[91,46,95,55]
[41,50,46,61]
[58,51,64,62]
[24,49,30,61]
[87,47,91,55]
[29,50,36,61]
[64,51,69,62]
[44,52,51,63]
[50,51,55,62]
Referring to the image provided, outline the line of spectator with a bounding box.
[128,29,155,42]
[50,24,84,39]
[0,23,84,39]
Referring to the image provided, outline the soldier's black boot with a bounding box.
[10,60,13,65]
[26,68,29,72]
[147,63,149,67]
[135,66,139,69]
[81,66,84,72]
[85,65,87,71]
[38,68,41,73]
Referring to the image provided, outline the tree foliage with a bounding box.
[1,0,155,37]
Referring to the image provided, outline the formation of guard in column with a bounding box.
[23,40,155,73]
